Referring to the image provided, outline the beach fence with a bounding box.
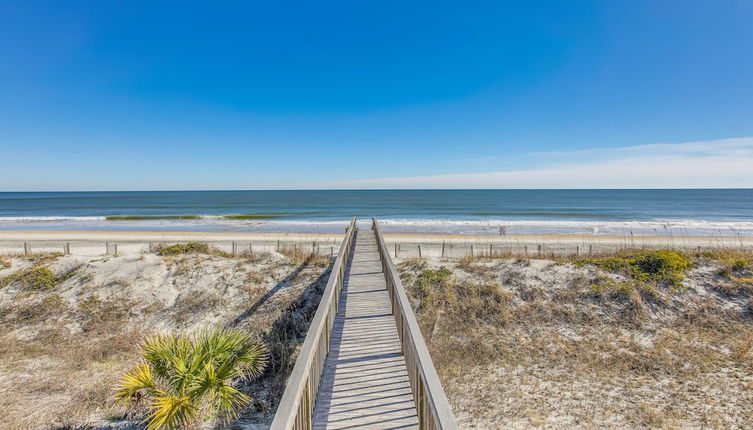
[210,239,342,257]
[4,235,752,259]
[383,238,753,260]
[0,238,345,258]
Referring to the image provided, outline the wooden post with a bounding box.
[24,242,30,256]
[576,246,579,256]
[64,242,70,255]
[441,241,446,258]
[396,243,399,258]
[249,243,253,253]
[537,244,542,257]
[330,246,334,259]
[524,245,528,256]
[313,241,317,254]
[114,244,118,257]
[232,241,237,256]
[489,243,493,256]
[276,240,280,252]
[696,245,701,253]
[418,245,422,259]
[470,245,474,258]
[105,242,109,255]
[588,244,593,256]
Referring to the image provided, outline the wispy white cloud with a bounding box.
[316,137,753,189]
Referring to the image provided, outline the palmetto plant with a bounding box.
[116,327,268,430]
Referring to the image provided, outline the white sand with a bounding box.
[1,229,751,258]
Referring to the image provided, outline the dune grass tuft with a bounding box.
[152,242,210,256]
[0,266,77,290]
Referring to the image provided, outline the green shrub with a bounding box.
[0,266,58,290]
[582,250,692,290]
[157,242,210,256]
[414,267,453,311]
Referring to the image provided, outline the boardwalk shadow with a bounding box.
[229,256,321,328]
[214,261,332,430]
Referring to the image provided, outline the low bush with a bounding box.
[580,250,692,290]
[1,266,59,290]
[155,242,210,256]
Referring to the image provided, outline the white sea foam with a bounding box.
[0,216,107,221]
[0,216,751,236]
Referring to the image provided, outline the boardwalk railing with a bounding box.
[270,218,357,430]
[372,217,459,430]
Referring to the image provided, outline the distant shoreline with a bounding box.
[2,228,753,240]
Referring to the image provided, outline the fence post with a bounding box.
[470,245,474,258]
[231,241,237,256]
[24,242,30,256]
[441,241,446,258]
[249,243,253,253]
[276,240,280,252]
[105,242,109,255]
[64,242,71,255]
[418,245,422,259]
[537,244,542,257]
[489,243,493,256]
[330,246,334,259]
[576,245,579,256]
[588,244,593,256]
[524,245,528,256]
[114,244,118,257]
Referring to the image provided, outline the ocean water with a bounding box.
[0,190,752,236]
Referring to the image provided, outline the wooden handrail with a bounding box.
[269,218,357,430]
[372,218,459,430]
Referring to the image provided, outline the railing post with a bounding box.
[371,218,458,430]
[269,217,357,430]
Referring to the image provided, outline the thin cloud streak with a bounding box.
[316,137,753,189]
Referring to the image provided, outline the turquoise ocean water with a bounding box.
[0,190,751,236]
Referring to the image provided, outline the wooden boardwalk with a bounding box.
[312,229,420,429]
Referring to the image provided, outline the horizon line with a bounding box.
[1,187,753,193]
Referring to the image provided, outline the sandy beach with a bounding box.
[2,229,752,258]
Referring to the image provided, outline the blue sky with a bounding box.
[1,0,752,190]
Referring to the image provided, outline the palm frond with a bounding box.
[115,362,155,402]
[146,391,197,430]
[208,383,252,422]
[116,326,267,429]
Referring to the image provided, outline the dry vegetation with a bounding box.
[4,240,752,430]
[0,243,332,430]
[398,250,753,429]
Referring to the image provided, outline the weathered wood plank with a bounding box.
[312,230,419,429]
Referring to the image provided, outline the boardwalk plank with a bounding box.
[312,230,419,430]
